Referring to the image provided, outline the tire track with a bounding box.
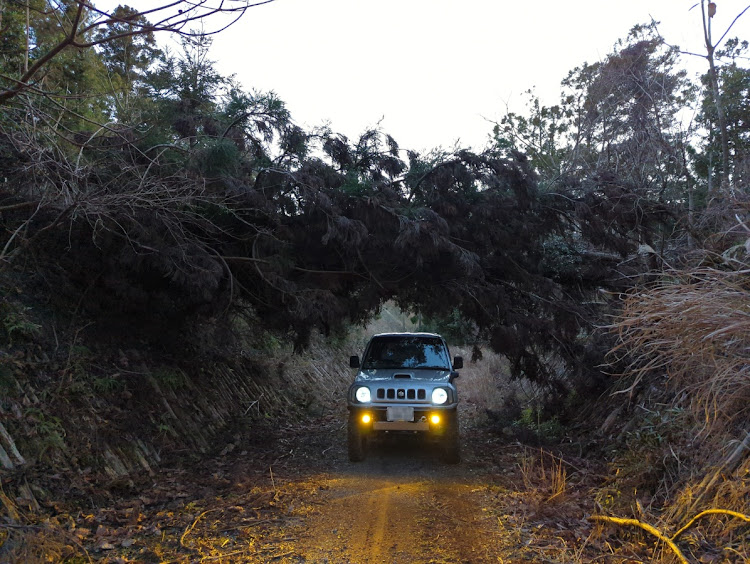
[295,471,504,563]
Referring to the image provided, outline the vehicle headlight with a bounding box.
[431,388,448,405]
[355,386,371,403]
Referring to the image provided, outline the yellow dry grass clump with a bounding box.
[612,266,750,431]
[604,265,750,561]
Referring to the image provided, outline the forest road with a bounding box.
[288,437,507,563]
[45,407,587,563]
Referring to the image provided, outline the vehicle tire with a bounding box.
[442,411,460,464]
[347,413,367,462]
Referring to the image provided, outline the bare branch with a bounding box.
[714,4,750,49]
[0,2,84,104]
[0,0,276,104]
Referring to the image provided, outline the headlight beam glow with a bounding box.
[355,386,371,403]
[431,388,448,405]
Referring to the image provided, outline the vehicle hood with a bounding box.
[354,368,452,383]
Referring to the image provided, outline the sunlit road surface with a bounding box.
[291,438,506,563]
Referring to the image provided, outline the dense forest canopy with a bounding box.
[0,1,749,406]
[2,6,749,563]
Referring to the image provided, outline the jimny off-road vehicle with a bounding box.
[347,332,463,463]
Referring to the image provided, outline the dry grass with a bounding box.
[279,337,355,413]
[604,264,750,561]
[0,491,89,563]
[516,448,568,503]
[452,346,512,415]
[611,267,750,433]
[0,525,87,564]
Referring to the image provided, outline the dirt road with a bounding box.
[9,407,598,563]
[290,437,507,563]
[7,358,739,562]
[27,406,593,563]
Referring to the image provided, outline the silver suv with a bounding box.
[347,332,463,463]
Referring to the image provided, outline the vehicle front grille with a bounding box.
[375,388,426,401]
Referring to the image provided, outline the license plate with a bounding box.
[387,406,414,422]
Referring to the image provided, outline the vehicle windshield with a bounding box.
[362,336,451,370]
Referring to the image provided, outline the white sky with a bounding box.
[207,0,750,153]
[103,1,750,153]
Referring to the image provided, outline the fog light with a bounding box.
[430,414,441,425]
[361,414,372,424]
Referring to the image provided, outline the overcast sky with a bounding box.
[205,0,750,153]
[105,1,750,153]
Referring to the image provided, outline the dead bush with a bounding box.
[611,267,750,433]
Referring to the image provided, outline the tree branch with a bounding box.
[715,4,750,49]
[671,509,750,541]
[589,515,689,564]
[0,1,84,104]
[0,0,277,104]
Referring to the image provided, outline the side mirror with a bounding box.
[349,355,360,368]
[453,356,463,370]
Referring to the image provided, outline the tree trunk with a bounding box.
[24,3,29,74]
[706,51,731,194]
[703,0,731,195]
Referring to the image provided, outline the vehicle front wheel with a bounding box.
[441,412,460,464]
[347,413,367,462]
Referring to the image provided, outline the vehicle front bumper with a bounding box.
[348,405,456,433]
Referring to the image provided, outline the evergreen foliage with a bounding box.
[0,6,748,408]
